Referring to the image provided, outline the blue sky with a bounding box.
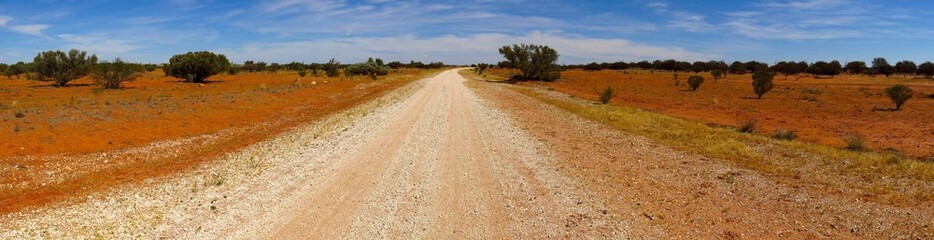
[1,0,933,64]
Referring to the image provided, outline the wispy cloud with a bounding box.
[721,0,921,40]
[220,31,717,64]
[57,34,142,55]
[668,12,715,33]
[0,15,50,36]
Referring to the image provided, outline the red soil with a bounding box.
[0,69,429,214]
[521,69,934,159]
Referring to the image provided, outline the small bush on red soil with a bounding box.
[751,71,774,99]
[687,75,704,91]
[738,119,757,133]
[711,69,723,81]
[885,84,913,110]
[91,58,143,89]
[844,133,867,151]
[771,129,796,140]
[599,86,614,104]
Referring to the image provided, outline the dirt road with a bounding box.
[264,69,623,238]
[0,69,625,238]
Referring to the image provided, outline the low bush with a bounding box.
[752,71,774,99]
[344,62,389,77]
[91,58,143,89]
[687,75,704,91]
[885,84,913,110]
[324,58,340,78]
[844,133,867,151]
[711,69,723,81]
[599,86,614,104]
[771,129,796,140]
[738,119,757,133]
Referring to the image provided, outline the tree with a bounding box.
[895,60,917,77]
[872,57,895,77]
[164,51,230,83]
[845,61,867,75]
[711,69,724,81]
[824,60,842,77]
[5,62,27,79]
[32,49,98,87]
[729,61,746,74]
[885,84,913,110]
[772,61,807,80]
[344,61,390,77]
[687,75,704,91]
[583,62,602,71]
[807,61,825,77]
[0,64,8,77]
[918,61,934,79]
[691,61,707,73]
[744,61,768,73]
[752,71,774,99]
[324,58,341,77]
[91,58,143,89]
[498,44,561,82]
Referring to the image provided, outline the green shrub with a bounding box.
[144,64,158,72]
[711,69,723,81]
[344,62,389,77]
[164,51,231,83]
[324,58,340,78]
[5,62,27,79]
[687,75,704,91]
[498,44,561,82]
[91,58,143,89]
[298,70,307,77]
[752,71,774,99]
[844,133,867,151]
[738,119,757,133]
[771,129,796,140]
[599,86,614,104]
[885,84,913,110]
[32,49,98,87]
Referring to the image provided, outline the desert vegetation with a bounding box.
[497,44,561,82]
[885,84,914,110]
[164,51,232,83]
[91,59,143,89]
[31,49,98,87]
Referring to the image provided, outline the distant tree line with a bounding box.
[233,59,445,74]
[557,57,934,79]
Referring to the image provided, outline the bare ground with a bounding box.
[1,68,929,239]
[0,69,625,239]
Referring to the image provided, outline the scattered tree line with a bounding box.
[2,49,450,88]
[232,59,445,74]
[563,57,934,79]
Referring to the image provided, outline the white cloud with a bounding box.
[57,34,142,55]
[721,0,922,40]
[9,24,50,36]
[0,15,10,26]
[0,15,49,36]
[668,12,715,33]
[761,0,847,10]
[219,31,717,64]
